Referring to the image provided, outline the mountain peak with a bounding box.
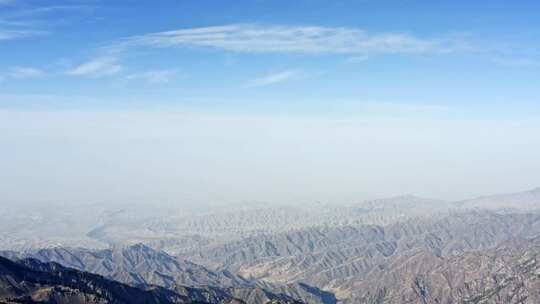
[111,243,156,254]
[126,243,154,252]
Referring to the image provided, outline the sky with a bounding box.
[1,0,540,205]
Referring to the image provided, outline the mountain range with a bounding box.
[2,187,540,303]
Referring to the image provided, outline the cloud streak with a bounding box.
[67,57,122,77]
[122,24,464,55]
[8,66,45,78]
[0,66,45,82]
[125,69,177,84]
[0,4,94,42]
[248,70,301,87]
[0,29,44,40]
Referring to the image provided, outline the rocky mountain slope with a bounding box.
[181,211,540,302]
[345,237,540,303]
[2,243,247,288]
[1,245,330,304]
[0,255,226,304]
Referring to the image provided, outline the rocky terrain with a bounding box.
[2,188,540,303]
[181,211,540,302]
[346,236,540,303]
[0,255,227,303]
[2,244,248,288]
[1,245,330,304]
[0,255,309,304]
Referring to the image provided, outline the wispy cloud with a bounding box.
[0,3,94,42]
[0,29,44,40]
[121,24,465,56]
[0,66,45,81]
[7,5,94,18]
[8,66,45,78]
[248,70,301,87]
[125,69,178,84]
[67,57,122,77]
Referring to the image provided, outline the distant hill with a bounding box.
[455,187,540,211]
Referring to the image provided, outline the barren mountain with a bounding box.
[0,255,219,304]
[345,237,540,303]
[3,243,247,288]
[1,245,330,304]
[455,187,540,211]
[4,189,538,254]
[2,188,540,303]
[0,255,310,304]
[83,196,451,256]
[179,211,540,302]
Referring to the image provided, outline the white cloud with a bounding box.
[123,24,463,56]
[0,4,93,42]
[248,70,300,87]
[67,57,122,77]
[0,31,16,40]
[0,29,44,41]
[8,66,45,78]
[125,69,177,84]
[0,66,45,82]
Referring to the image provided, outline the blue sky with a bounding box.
[1,1,540,204]
[1,0,539,114]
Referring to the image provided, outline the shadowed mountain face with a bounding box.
[1,245,329,304]
[5,243,249,288]
[0,255,214,304]
[0,256,308,304]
